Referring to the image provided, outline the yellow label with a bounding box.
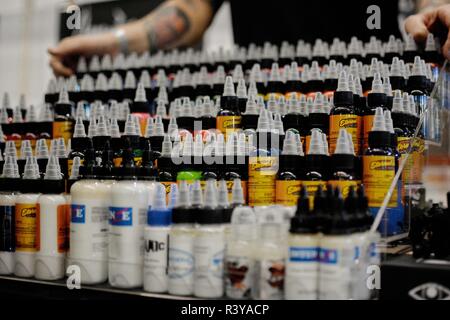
[397,136,413,184]
[68,158,85,178]
[302,181,327,209]
[134,156,143,167]
[363,115,374,151]
[113,157,123,168]
[328,180,360,199]
[248,157,278,206]
[15,203,38,252]
[52,121,73,145]
[362,155,397,207]
[216,116,242,135]
[329,114,359,154]
[411,138,425,184]
[161,181,174,204]
[276,180,301,206]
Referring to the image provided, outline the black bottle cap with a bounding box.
[357,185,373,229]
[407,75,428,92]
[327,187,353,235]
[110,137,123,152]
[367,92,387,108]
[331,154,356,173]
[333,91,354,106]
[389,76,405,91]
[290,187,315,233]
[80,142,98,179]
[120,146,137,180]
[305,154,329,180]
[92,135,111,151]
[138,141,157,180]
[308,113,329,132]
[71,136,90,152]
[20,179,41,194]
[196,207,223,224]
[0,178,21,192]
[41,179,65,194]
[99,140,115,179]
[172,206,195,224]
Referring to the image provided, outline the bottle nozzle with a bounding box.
[336,70,349,92]
[217,180,229,207]
[134,82,147,102]
[44,155,62,180]
[69,156,81,180]
[2,155,20,178]
[236,79,247,98]
[371,107,387,131]
[20,140,33,160]
[370,73,384,93]
[152,183,168,210]
[204,179,218,209]
[223,76,236,97]
[35,139,49,159]
[384,110,395,134]
[191,180,203,206]
[308,129,324,155]
[231,178,245,205]
[177,181,191,207]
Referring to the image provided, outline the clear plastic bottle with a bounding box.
[14,156,40,277]
[144,183,172,293]
[225,206,256,299]
[0,156,21,274]
[168,181,195,296]
[108,147,149,288]
[68,145,110,284]
[35,155,69,280]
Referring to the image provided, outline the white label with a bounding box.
[319,246,353,300]
[194,232,225,297]
[168,233,194,295]
[285,246,319,300]
[144,228,169,292]
[225,255,254,299]
[254,259,285,300]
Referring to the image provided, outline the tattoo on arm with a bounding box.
[144,6,191,53]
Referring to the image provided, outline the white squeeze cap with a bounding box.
[167,116,178,137]
[55,138,67,158]
[4,140,17,159]
[23,156,40,180]
[231,178,245,205]
[193,132,203,157]
[13,106,23,123]
[26,105,37,122]
[20,140,33,160]
[168,183,178,209]
[144,117,154,139]
[152,183,168,210]
[230,206,257,240]
[69,156,81,180]
[87,117,97,138]
[124,71,137,89]
[95,115,109,137]
[383,77,392,96]
[247,81,258,97]
[384,110,395,134]
[372,107,387,131]
[217,179,229,207]
[391,90,404,113]
[334,129,351,154]
[411,56,425,76]
[161,134,172,157]
[293,133,304,156]
[75,102,86,120]
[134,82,147,102]
[133,115,142,137]
[2,156,20,178]
[35,139,49,159]
[177,181,191,207]
[190,180,203,206]
[95,73,108,91]
[153,116,165,136]
[156,100,167,118]
[257,109,271,132]
[44,155,62,180]
[408,95,417,116]
[139,70,151,88]
[425,33,436,51]
[336,70,349,92]
[89,55,100,72]
[273,113,284,134]
[321,133,329,155]
[405,34,418,51]
[123,114,137,136]
[204,179,218,209]
[110,118,121,138]
[390,57,403,77]
[157,86,169,105]
[282,131,297,155]
[236,78,247,98]
[267,94,278,113]
[311,92,325,113]
[371,72,384,93]
[308,129,324,155]
[223,76,236,96]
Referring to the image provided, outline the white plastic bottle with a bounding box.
[285,188,320,300]
[253,207,286,300]
[35,155,69,280]
[68,147,110,284]
[14,156,41,277]
[168,181,195,296]
[225,206,256,299]
[0,156,21,274]
[194,179,225,298]
[144,183,172,293]
[318,190,355,300]
[108,148,149,288]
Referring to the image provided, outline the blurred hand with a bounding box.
[405,4,450,60]
[48,32,119,77]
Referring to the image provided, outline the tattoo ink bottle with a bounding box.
[248,110,279,207]
[194,179,225,298]
[0,156,20,275]
[14,156,40,278]
[18,140,33,176]
[122,114,143,166]
[383,76,394,110]
[285,61,303,98]
[242,96,259,134]
[94,73,108,103]
[212,65,226,100]
[407,56,428,136]
[67,156,81,193]
[196,66,212,98]
[93,115,111,163]
[131,82,151,131]
[363,73,386,151]
[35,139,49,176]
[306,61,324,98]
[35,155,68,280]
[323,60,339,98]
[217,76,241,135]
[236,78,248,115]
[149,115,165,154]
[285,187,319,300]
[276,131,303,206]
[100,54,113,78]
[158,134,176,196]
[168,181,195,296]
[389,57,406,92]
[108,146,148,288]
[362,107,398,223]
[223,133,248,203]
[108,72,124,103]
[68,117,88,178]
[303,129,329,208]
[318,187,354,300]
[79,74,95,105]
[225,206,256,299]
[403,34,418,64]
[328,129,358,198]
[69,146,110,284]
[424,33,443,77]
[88,55,101,79]
[53,85,74,145]
[249,64,266,97]
[265,63,284,101]
[177,97,195,132]
[329,71,359,155]
[201,97,216,130]
[44,79,58,105]
[54,138,68,182]
[177,133,202,183]
[144,183,172,293]
[305,92,329,153]
[253,208,285,300]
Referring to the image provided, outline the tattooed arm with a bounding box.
[49,0,214,76]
